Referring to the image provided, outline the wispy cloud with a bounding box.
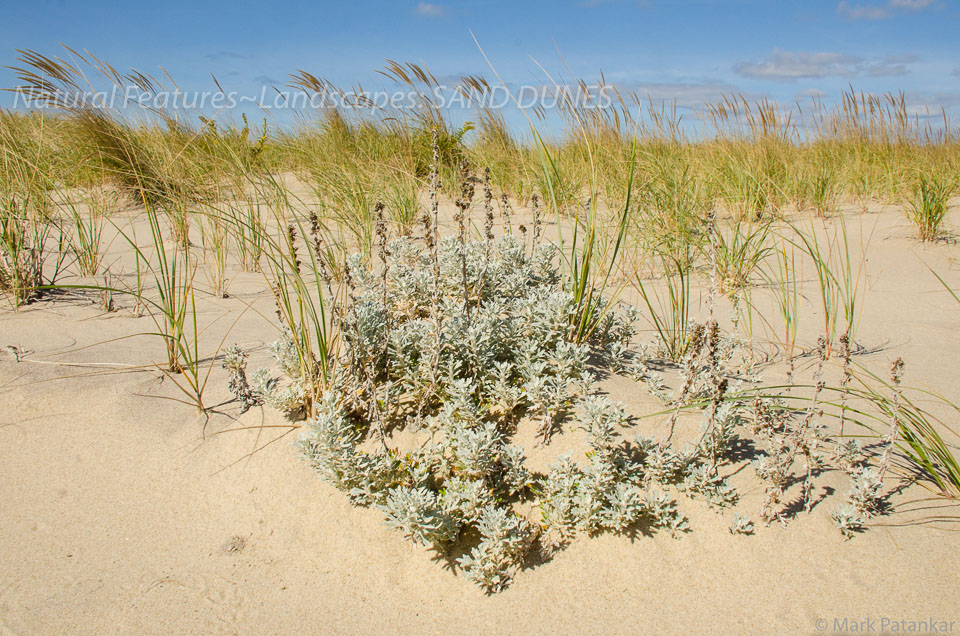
[836,2,890,19]
[612,80,754,110]
[899,90,960,119]
[864,54,916,76]
[889,0,935,9]
[836,0,935,20]
[415,2,448,17]
[734,49,915,81]
[735,50,860,81]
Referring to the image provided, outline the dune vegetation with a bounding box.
[2,48,959,594]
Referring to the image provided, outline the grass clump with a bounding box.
[905,171,953,242]
[0,195,57,306]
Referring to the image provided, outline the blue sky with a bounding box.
[1,0,957,133]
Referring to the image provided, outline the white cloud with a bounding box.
[734,50,861,81]
[837,2,889,19]
[415,2,448,17]
[734,49,916,81]
[889,0,935,9]
[837,0,935,20]
[864,55,915,77]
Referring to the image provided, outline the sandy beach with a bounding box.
[2,197,959,634]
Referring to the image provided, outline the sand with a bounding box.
[1,199,959,634]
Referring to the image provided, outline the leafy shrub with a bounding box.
[262,225,888,590]
[288,227,742,591]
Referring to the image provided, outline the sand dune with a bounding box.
[2,201,959,634]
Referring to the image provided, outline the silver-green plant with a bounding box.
[729,514,754,535]
[831,504,864,540]
[378,486,461,546]
[222,344,260,413]
[457,506,532,593]
[294,228,680,591]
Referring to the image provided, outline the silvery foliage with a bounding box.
[442,476,495,523]
[626,339,673,402]
[606,342,631,374]
[299,236,597,591]
[699,401,744,460]
[836,439,867,474]
[619,324,753,513]
[222,344,260,413]
[830,466,885,538]
[251,368,308,417]
[830,440,884,536]
[676,402,743,508]
[680,464,739,508]
[378,486,461,545]
[270,327,303,378]
[299,391,410,505]
[293,234,750,591]
[729,514,754,535]
[629,357,672,403]
[539,396,689,542]
[633,436,690,483]
[457,506,532,593]
[846,467,884,516]
[249,327,310,417]
[831,504,865,540]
